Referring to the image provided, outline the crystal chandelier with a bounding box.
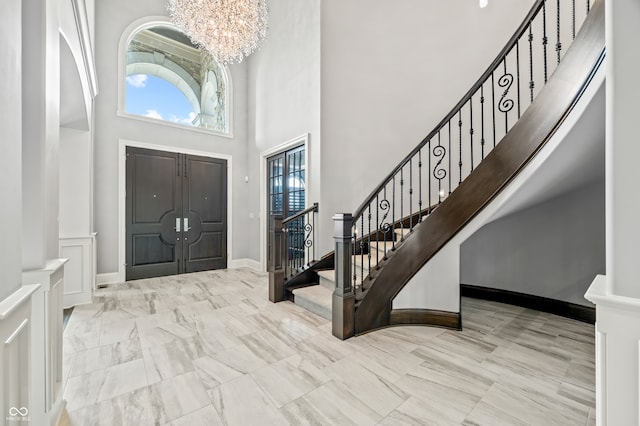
[168,0,268,64]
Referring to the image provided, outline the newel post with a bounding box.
[332,213,355,340]
[268,214,286,302]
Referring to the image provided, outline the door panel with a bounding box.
[183,155,227,272]
[126,147,227,280]
[266,145,306,272]
[126,148,181,280]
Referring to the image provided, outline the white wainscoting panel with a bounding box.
[586,275,640,425]
[59,235,95,306]
[22,259,67,426]
[0,284,39,425]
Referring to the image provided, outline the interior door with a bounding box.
[126,147,227,280]
[183,155,228,272]
[126,147,182,280]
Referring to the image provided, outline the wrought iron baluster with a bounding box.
[491,72,496,148]
[392,176,396,251]
[375,194,379,267]
[352,224,357,291]
[360,216,364,288]
[572,0,576,40]
[543,0,548,83]
[418,149,423,222]
[409,158,414,231]
[586,0,589,16]
[428,140,432,213]
[529,24,534,102]
[400,167,405,242]
[516,41,521,118]
[469,98,474,172]
[382,187,388,258]
[556,0,562,64]
[458,111,463,185]
[367,205,371,273]
[448,121,452,195]
[480,85,485,160]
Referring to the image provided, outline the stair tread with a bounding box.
[292,285,332,320]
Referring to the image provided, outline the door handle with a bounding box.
[175,218,181,232]
[184,217,192,232]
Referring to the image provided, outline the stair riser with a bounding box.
[293,294,331,320]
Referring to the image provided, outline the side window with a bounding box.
[124,24,230,134]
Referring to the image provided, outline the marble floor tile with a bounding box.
[138,321,195,350]
[64,369,108,411]
[251,353,330,408]
[63,269,595,426]
[323,355,408,417]
[148,371,211,424]
[394,373,481,424]
[99,317,138,347]
[64,316,102,354]
[142,338,201,383]
[281,380,381,426]
[238,329,297,364]
[97,358,149,402]
[208,342,269,374]
[209,375,288,425]
[380,396,461,426]
[466,381,590,425]
[168,404,224,426]
[70,337,142,377]
[66,386,155,426]
[192,355,244,389]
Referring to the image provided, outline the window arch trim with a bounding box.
[117,16,233,137]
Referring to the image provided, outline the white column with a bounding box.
[0,0,24,301]
[22,0,61,270]
[587,0,640,424]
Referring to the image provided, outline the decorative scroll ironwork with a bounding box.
[345,0,593,297]
[432,145,447,182]
[304,223,313,248]
[378,199,392,234]
[498,73,515,113]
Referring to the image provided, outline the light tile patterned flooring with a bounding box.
[62,268,595,425]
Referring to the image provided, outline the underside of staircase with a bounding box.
[273,0,605,338]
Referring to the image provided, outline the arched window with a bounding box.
[118,18,231,135]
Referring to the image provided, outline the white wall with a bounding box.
[246,0,321,264]
[0,0,23,301]
[460,180,605,307]
[319,0,535,254]
[60,128,92,236]
[94,0,250,275]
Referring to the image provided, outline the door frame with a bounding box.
[259,133,309,272]
[118,138,233,283]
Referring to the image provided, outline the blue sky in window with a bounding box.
[125,74,196,125]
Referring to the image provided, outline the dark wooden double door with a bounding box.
[126,147,227,280]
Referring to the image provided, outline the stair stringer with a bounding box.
[354,0,605,335]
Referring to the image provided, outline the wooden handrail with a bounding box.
[354,0,605,334]
[353,0,547,220]
[282,202,318,225]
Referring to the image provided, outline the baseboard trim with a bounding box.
[96,272,121,286]
[228,258,263,272]
[460,284,595,324]
[389,309,462,330]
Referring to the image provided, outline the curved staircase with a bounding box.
[272,0,605,339]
